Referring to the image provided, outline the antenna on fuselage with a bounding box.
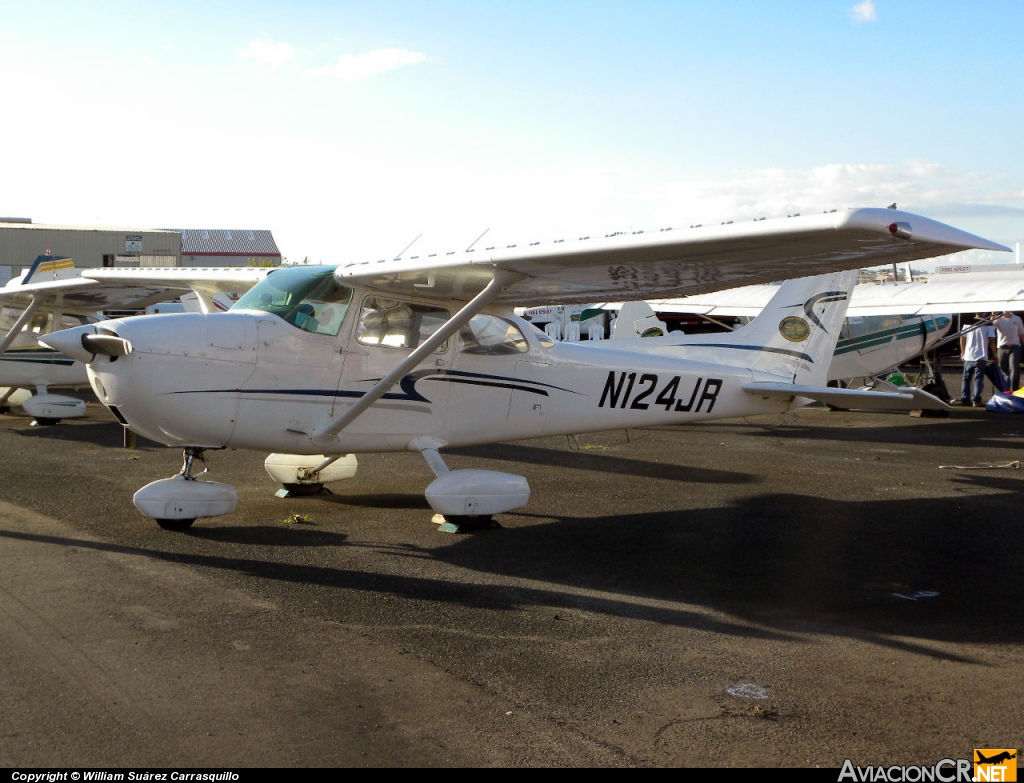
[394,234,422,260]
[466,228,490,253]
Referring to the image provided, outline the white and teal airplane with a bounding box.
[39,208,1006,530]
[576,286,956,383]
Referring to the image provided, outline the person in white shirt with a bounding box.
[993,311,1024,392]
[960,315,998,406]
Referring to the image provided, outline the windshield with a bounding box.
[233,266,353,336]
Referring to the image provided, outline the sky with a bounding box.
[2,0,1022,269]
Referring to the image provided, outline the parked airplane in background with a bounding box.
[528,265,1024,387]
[592,287,954,384]
[0,256,269,422]
[41,208,1005,530]
[626,266,1024,384]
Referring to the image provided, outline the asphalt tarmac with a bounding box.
[0,398,1022,767]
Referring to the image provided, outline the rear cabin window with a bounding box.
[356,297,451,351]
[845,314,905,340]
[458,315,529,355]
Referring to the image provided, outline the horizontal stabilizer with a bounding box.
[743,381,950,411]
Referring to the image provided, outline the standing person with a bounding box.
[983,313,1010,394]
[993,310,1024,392]
[960,315,996,407]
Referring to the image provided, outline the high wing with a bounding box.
[337,208,1008,305]
[0,267,273,315]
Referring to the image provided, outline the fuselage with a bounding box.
[79,267,796,454]
[85,310,795,454]
[1,336,86,389]
[830,313,951,380]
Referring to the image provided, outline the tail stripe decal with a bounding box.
[674,343,815,363]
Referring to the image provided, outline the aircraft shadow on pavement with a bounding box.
[0,526,794,644]
[5,419,165,450]
[680,413,1024,451]
[447,442,755,485]
[319,492,432,510]
[182,525,350,547]
[423,472,1024,654]
[5,471,1021,659]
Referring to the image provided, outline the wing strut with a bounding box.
[0,296,41,355]
[310,269,526,450]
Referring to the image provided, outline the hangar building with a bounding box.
[0,218,281,284]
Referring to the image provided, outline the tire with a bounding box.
[825,379,849,411]
[34,417,61,426]
[442,515,498,529]
[282,482,324,497]
[155,517,196,531]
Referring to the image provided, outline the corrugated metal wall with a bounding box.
[0,224,182,282]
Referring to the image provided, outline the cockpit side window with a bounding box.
[233,266,353,336]
[458,315,530,355]
[27,310,53,333]
[58,313,93,330]
[523,319,556,348]
[0,306,56,334]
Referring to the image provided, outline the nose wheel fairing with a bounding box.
[133,448,238,528]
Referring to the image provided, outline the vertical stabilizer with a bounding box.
[20,255,75,284]
[730,270,856,385]
[633,270,857,385]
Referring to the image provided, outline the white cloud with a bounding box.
[850,0,877,23]
[303,48,427,81]
[239,40,296,71]
[638,161,1015,229]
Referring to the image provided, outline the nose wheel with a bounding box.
[154,449,210,529]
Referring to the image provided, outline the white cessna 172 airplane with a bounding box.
[0,256,270,422]
[41,208,1006,530]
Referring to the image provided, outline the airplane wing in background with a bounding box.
[0,267,273,315]
[841,272,1024,316]
[337,208,1008,305]
[609,270,1024,319]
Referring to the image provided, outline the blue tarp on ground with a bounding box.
[986,392,1024,413]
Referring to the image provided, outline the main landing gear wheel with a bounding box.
[431,514,500,533]
[33,417,61,426]
[155,517,196,531]
[825,379,849,412]
[281,482,326,497]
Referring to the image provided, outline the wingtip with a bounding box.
[843,207,1011,253]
